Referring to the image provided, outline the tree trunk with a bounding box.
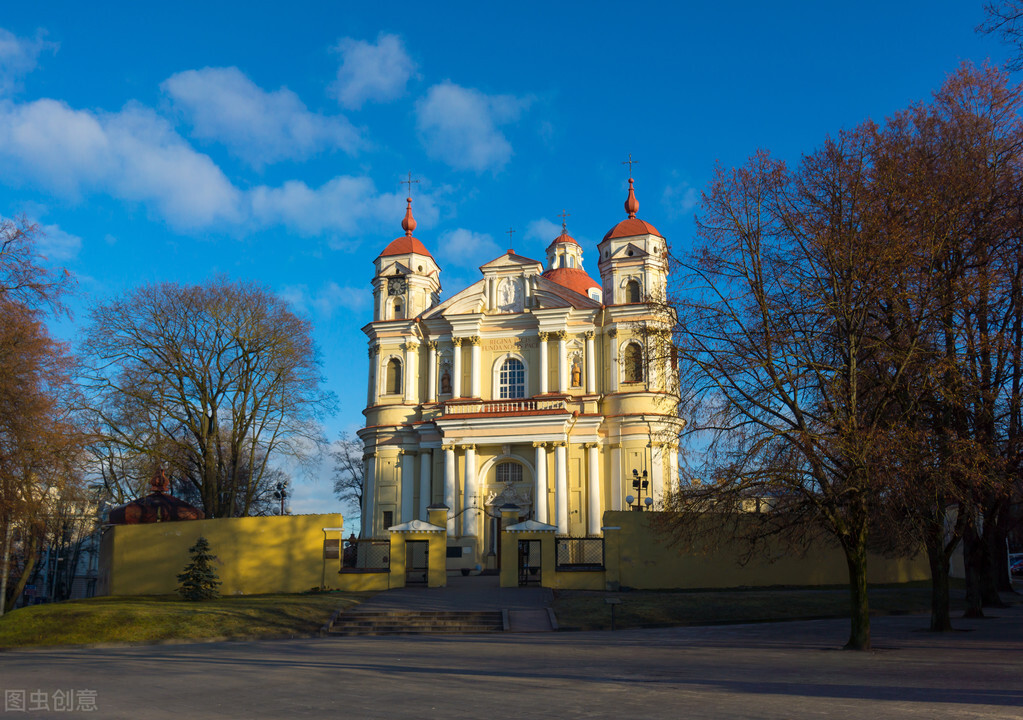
[984,499,1012,595]
[0,518,12,616]
[962,516,985,618]
[844,539,871,650]
[5,532,40,612]
[925,536,953,632]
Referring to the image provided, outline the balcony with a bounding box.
[441,397,569,417]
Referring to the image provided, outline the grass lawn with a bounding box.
[0,591,371,649]
[553,582,966,631]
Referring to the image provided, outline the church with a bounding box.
[357,176,681,570]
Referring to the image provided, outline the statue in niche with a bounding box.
[571,358,582,387]
[497,277,523,313]
[440,366,452,394]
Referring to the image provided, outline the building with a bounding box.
[358,177,681,569]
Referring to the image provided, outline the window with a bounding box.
[626,279,641,303]
[498,358,526,399]
[496,462,523,483]
[392,298,404,319]
[382,510,394,529]
[386,358,402,394]
[623,342,643,383]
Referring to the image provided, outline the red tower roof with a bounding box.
[378,197,434,259]
[603,177,662,241]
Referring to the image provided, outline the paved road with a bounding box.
[2,605,1021,719]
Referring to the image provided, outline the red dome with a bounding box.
[541,267,602,297]
[546,231,580,251]
[379,236,434,259]
[602,218,662,242]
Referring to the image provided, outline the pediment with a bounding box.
[480,252,543,273]
[378,260,412,276]
[611,242,650,260]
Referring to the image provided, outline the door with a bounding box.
[517,540,541,587]
[405,540,428,584]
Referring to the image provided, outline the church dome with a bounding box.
[603,177,662,241]
[542,267,601,296]
[378,197,435,259]
[545,231,580,251]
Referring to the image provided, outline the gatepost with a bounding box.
[500,516,558,588]
[387,509,448,589]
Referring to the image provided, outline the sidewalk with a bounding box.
[354,573,552,613]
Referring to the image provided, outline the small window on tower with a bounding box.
[393,298,404,319]
[624,342,643,383]
[626,279,641,303]
[386,358,402,394]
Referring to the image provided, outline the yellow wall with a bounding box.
[604,511,930,590]
[98,514,343,596]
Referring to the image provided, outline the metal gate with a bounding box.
[405,540,429,584]
[517,540,541,587]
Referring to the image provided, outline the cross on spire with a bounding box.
[401,171,419,198]
[622,153,638,179]
[506,227,515,243]
[557,209,570,233]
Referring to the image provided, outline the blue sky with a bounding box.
[0,2,1009,515]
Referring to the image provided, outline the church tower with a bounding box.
[372,197,441,321]
[596,177,668,305]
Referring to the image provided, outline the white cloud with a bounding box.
[331,33,415,109]
[0,27,57,96]
[525,218,561,243]
[0,98,243,229]
[280,281,369,319]
[250,175,439,237]
[662,181,699,218]
[37,222,81,261]
[436,228,501,268]
[162,66,360,167]
[415,82,529,173]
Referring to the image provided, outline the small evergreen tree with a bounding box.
[177,535,221,601]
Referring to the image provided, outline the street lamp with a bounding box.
[625,469,652,511]
[273,481,288,515]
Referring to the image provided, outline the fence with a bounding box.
[555,537,604,570]
[341,540,390,572]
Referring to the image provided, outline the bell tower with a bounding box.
[597,173,668,305]
[372,196,441,322]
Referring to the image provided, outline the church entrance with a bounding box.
[405,540,429,584]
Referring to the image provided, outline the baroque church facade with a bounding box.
[358,177,680,568]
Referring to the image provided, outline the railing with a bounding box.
[555,537,605,570]
[442,398,568,416]
[340,540,390,572]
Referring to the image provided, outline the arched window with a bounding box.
[498,358,526,399]
[392,298,404,319]
[623,343,643,383]
[496,462,523,483]
[386,358,402,394]
[625,279,641,303]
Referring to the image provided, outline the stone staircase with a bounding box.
[326,610,506,637]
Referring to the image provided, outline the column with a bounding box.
[402,341,418,404]
[608,329,619,392]
[610,444,622,511]
[367,346,379,406]
[533,442,548,524]
[462,444,478,538]
[443,445,456,533]
[452,337,463,397]
[538,332,549,394]
[554,441,568,535]
[469,336,481,397]
[488,277,497,309]
[362,453,376,538]
[651,443,664,509]
[418,450,432,521]
[556,331,568,393]
[584,331,596,394]
[400,449,415,523]
[427,341,438,403]
[586,443,601,535]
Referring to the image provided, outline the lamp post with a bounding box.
[273,481,288,515]
[625,469,652,511]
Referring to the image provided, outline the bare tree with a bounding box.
[980,2,1023,71]
[331,432,364,529]
[81,278,336,518]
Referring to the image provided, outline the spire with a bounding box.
[401,197,417,237]
[625,178,639,219]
